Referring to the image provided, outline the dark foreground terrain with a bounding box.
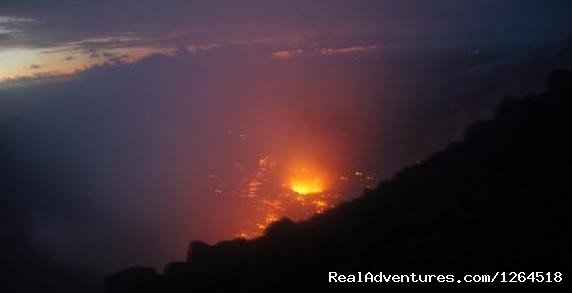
[107,71,572,292]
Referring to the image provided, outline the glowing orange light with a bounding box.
[288,162,328,195]
[290,179,324,195]
[236,156,343,239]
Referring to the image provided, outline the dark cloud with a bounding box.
[107,54,130,64]
[29,64,43,69]
[1,0,571,51]
[89,52,99,58]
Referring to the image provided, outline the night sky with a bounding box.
[2,0,572,80]
[1,0,572,273]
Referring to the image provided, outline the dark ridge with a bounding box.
[106,70,572,292]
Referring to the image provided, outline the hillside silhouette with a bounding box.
[107,71,572,292]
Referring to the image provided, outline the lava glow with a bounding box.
[234,156,340,238]
[231,153,377,239]
[289,167,327,195]
[290,180,324,195]
[288,162,327,196]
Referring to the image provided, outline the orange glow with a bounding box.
[288,161,330,195]
[234,156,342,239]
[233,153,378,239]
[290,178,324,195]
[0,45,169,82]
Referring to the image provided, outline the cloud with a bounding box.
[0,15,34,25]
[107,54,130,64]
[185,43,220,53]
[0,15,34,45]
[0,32,10,41]
[1,0,569,53]
[2,0,571,81]
[270,45,379,59]
[29,64,43,69]
[1,0,571,80]
[270,49,303,59]
[88,50,100,58]
[317,45,379,56]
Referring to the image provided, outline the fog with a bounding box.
[0,45,501,271]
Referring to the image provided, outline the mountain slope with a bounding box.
[430,35,572,137]
[106,70,572,292]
